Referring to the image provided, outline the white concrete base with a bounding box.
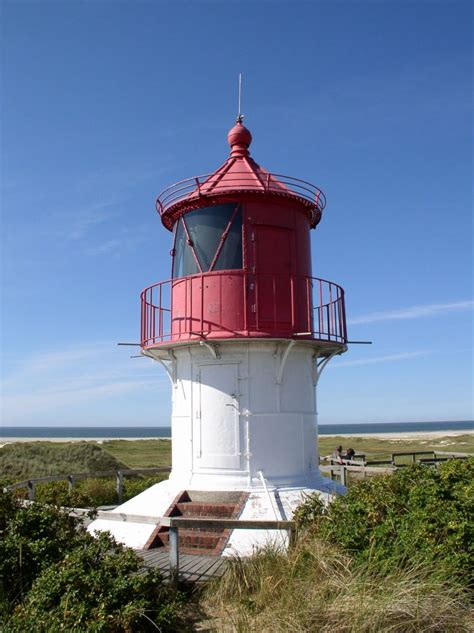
[87,474,345,555]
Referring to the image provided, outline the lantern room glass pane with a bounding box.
[213,206,242,271]
[172,204,243,278]
[184,204,239,271]
[172,219,200,278]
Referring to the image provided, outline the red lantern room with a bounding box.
[141,119,347,353]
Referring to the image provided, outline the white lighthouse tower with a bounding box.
[90,118,348,556]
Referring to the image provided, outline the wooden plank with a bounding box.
[180,555,214,575]
[138,549,228,584]
[91,511,161,524]
[199,557,227,579]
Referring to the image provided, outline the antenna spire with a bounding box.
[237,73,243,123]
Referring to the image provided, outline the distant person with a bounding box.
[333,445,343,463]
[344,448,355,462]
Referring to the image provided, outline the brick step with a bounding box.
[158,528,223,550]
[144,490,250,554]
[175,502,237,518]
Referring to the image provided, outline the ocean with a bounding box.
[1,420,472,439]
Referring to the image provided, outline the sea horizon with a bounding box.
[1,420,473,439]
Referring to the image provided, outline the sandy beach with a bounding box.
[1,430,472,446]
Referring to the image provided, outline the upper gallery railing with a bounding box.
[155,173,326,218]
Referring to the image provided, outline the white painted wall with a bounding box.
[161,340,323,490]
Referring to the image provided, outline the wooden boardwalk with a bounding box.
[139,549,228,584]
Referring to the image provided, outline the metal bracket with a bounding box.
[199,340,220,359]
[276,339,296,384]
[312,350,340,386]
[154,349,177,386]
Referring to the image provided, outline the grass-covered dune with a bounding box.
[102,435,474,469]
[2,435,472,482]
[0,442,127,482]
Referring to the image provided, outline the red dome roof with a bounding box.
[156,120,326,230]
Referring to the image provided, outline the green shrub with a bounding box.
[7,533,183,632]
[0,489,92,619]
[123,474,168,501]
[31,474,168,508]
[295,458,474,582]
[0,489,185,631]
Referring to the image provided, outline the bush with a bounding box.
[294,458,474,582]
[31,474,168,508]
[7,533,183,632]
[123,474,168,502]
[0,490,185,631]
[35,478,118,507]
[0,489,90,609]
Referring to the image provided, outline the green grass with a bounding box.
[100,439,172,468]
[0,442,127,482]
[318,434,474,462]
[202,538,473,632]
[102,435,474,470]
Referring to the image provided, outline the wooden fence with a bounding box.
[4,467,171,504]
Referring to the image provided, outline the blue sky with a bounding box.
[1,1,472,427]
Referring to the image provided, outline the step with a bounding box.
[175,502,238,518]
[178,529,223,550]
[155,528,224,550]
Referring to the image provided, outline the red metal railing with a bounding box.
[140,272,346,348]
[156,173,326,218]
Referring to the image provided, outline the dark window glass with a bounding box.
[172,219,199,278]
[172,204,242,278]
[213,207,242,271]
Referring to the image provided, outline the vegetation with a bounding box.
[101,439,172,468]
[0,442,127,482]
[1,438,473,631]
[2,435,472,483]
[318,433,474,462]
[295,458,474,581]
[203,538,472,632]
[0,489,185,632]
[203,459,474,632]
[30,473,168,507]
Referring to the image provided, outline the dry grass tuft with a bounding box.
[202,537,473,632]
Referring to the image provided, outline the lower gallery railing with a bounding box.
[141,272,347,347]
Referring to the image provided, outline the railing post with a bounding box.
[116,470,124,505]
[340,465,348,487]
[27,480,35,501]
[169,526,179,588]
[68,475,75,494]
[288,525,297,548]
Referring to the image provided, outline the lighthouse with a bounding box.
[89,117,348,555]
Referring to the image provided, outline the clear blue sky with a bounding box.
[1,1,472,427]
